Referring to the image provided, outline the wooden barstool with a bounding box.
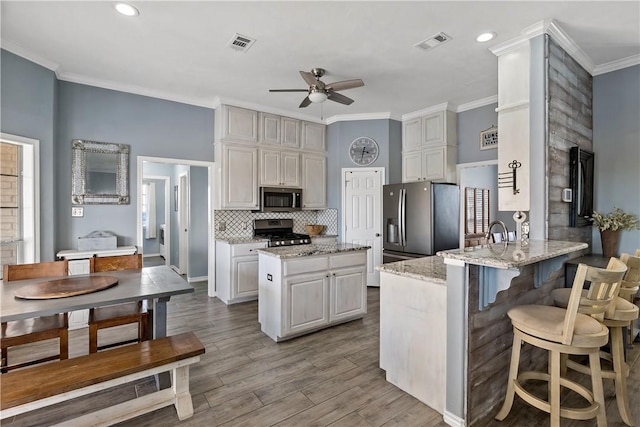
[88,254,148,353]
[1,260,69,372]
[551,253,640,426]
[496,258,627,427]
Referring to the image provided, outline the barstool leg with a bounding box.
[589,351,608,427]
[496,333,521,421]
[611,326,635,426]
[549,349,561,427]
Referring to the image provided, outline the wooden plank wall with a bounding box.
[546,34,594,244]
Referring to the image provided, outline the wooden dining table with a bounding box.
[1,265,194,388]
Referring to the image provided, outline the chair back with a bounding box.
[563,257,627,344]
[91,254,142,273]
[619,252,640,301]
[3,260,69,282]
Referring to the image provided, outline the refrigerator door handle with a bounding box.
[400,188,407,246]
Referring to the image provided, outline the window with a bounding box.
[465,187,490,239]
[0,134,39,276]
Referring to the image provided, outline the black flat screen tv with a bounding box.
[569,147,594,227]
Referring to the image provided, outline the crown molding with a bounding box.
[1,39,60,75]
[489,34,531,57]
[325,112,392,125]
[456,95,498,113]
[546,20,594,74]
[593,54,640,76]
[402,102,455,122]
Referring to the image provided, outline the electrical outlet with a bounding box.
[218,221,226,231]
[72,207,84,217]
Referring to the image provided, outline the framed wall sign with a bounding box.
[480,126,498,150]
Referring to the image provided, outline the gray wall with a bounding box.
[1,50,58,260]
[592,64,640,255]
[56,81,214,254]
[456,103,498,164]
[326,119,401,238]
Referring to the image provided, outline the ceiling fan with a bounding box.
[269,68,364,108]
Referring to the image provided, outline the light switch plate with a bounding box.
[72,207,84,217]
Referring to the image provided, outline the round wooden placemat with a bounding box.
[14,275,119,300]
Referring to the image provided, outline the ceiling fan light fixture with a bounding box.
[308,91,328,103]
[114,3,139,17]
[476,32,496,43]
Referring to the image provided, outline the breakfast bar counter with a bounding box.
[437,240,588,426]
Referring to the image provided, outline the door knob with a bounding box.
[375,233,380,237]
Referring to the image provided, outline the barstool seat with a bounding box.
[496,258,627,427]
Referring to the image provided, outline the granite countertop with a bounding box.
[216,237,269,244]
[437,239,588,269]
[376,256,446,284]
[255,243,370,259]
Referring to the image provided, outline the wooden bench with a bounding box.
[0,332,205,426]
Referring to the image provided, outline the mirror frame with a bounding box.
[71,139,130,205]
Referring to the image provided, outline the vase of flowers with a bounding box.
[591,208,639,258]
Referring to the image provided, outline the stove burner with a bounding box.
[253,218,311,247]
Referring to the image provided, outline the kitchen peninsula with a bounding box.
[378,240,588,427]
[256,243,370,342]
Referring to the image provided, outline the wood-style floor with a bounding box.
[3,279,639,427]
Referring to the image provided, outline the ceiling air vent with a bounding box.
[227,33,256,53]
[414,32,452,51]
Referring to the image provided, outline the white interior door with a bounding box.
[342,168,384,287]
[178,171,190,275]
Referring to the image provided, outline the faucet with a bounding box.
[485,220,508,243]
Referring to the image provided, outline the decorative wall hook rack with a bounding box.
[498,160,521,195]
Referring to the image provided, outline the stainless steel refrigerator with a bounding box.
[383,181,460,263]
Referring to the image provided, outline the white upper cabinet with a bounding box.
[259,149,300,187]
[259,113,301,148]
[220,143,259,209]
[302,154,327,209]
[281,117,301,148]
[301,122,326,152]
[221,106,258,143]
[402,108,457,183]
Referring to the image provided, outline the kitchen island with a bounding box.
[256,243,370,342]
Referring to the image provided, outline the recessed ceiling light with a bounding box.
[476,32,496,43]
[114,3,139,17]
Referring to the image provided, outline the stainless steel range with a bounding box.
[254,219,311,247]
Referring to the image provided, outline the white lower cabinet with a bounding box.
[216,240,268,304]
[258,250,367,341]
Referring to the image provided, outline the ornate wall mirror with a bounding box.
[72,139,130,204]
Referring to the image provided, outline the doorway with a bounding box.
[341,167,385,287]
[178,171,189,276]
[142,175,170,267]
[137,156,215,296]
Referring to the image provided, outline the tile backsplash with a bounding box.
[214,209,338,239]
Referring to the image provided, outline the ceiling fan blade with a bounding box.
[299,96,312,108]
[327,91,354,105]
[299,71,318,86]
[269,89,309,92]
[326,79,364,91]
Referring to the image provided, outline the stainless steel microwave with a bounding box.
[260,187,303,212]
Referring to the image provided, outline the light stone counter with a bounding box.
[437,239,588,269]
[377,256,446,285]
[255,243,369,259]
[215,236,269,244]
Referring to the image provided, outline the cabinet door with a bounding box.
[224,106,258,142]
[259,149,282,186]
[223,144,259,209]
[423,111,444,146]
[330,266,366,322]
[402,118,423,152]
[281,117,300,148]
[281,151,300,187]
[402,151,424,183]
[301,122,326,152]
[259,113,281,145]
[233,256,259,299]
[423,147,445,181]
[284,272,329,335]
[302,154,326,209]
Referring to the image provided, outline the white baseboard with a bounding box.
[143,253,161,258]
[443,411,465,427]
[187,275,207,283]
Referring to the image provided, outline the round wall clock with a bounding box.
[349,136,379,166]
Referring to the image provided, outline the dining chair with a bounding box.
[88,253,148,353]
[496,258,627,427]
[550,253,639,426]
[1,260,69,372]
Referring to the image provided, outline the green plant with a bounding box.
[590,208,639,231]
